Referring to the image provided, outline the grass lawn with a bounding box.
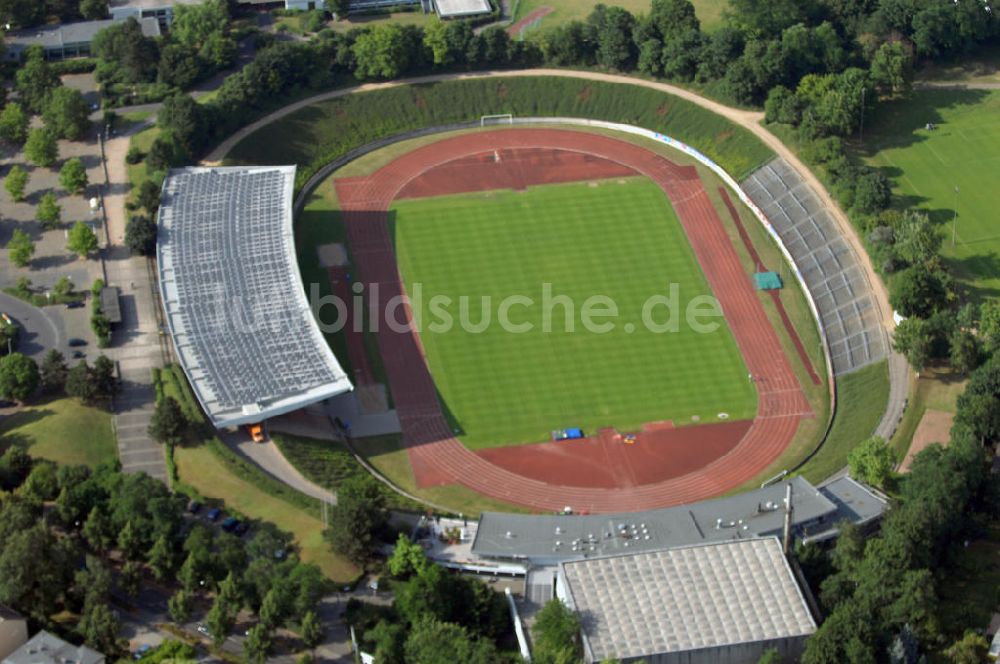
[354,435,534,515]
[511,0,726,32]
[0,397,115,468]
[391,177,755,448]
[860,89,1000,297]
[174,443,362,583]
[797,360,889,483]
[126,124,161,195]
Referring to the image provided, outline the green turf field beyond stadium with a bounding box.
[863,89,1000,296]
[391,177,756,449]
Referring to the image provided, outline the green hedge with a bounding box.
[226,76,774,185]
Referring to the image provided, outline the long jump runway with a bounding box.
[335,129,811,513]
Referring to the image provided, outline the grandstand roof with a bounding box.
[559,537,817,662]
[157,166,352,428]
[434,0,491,17]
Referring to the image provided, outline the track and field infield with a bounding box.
[861,89,1000,295]
[391,177,756,449]
[335,129,810,512]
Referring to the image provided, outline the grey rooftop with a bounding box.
[2,631,104,664]
[157,166,352,428]
[434,0,492,17]
[559,537,816,662]
[471,475,884,563]
[5,17,160,54]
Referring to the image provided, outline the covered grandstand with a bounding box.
[157,166,352,428]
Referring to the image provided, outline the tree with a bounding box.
[870,42,912,97]
[67,221,99,258]
[893,211,941,266]
[42,87,91,141]
[893,317,933,372]
[145,132,188,173]
[852,170,891,216]
[158,94,208,154]
[40,350,68,393]
[4,165,28,202]
[649,0,699,40]
[120,560,142,598]
[92,18,160,85]
[36,191,62,230]
[0,103,29,145]
[533,599,581,664]
[7,230,34,268]
[149,396,187,446]
[244,624,272,664]
[125,215,157,256]
[950,329,981,375]
[171,0,228,48]
[136,179,162,214]
[66,361,97,403]
[118,520,142,560]
[83,506,113,551]
[15,48,58,113]
[147,534,176,581]
[22,462,59,501]
[352,24,416,79]
[388,533,429,578]
[889,267,948,318]
[300,610,323,649]
[206,594,236,647]
[588,4,635,70]
[943,630,989,664]
[24,128,58,168]
[0,524,72,622]
[0,0,44,28]
[59,158,89,195]
[80,0,108,19]
[92,355,117,401]
[79,601,121,654]
[757,649,782,664]
[0,352,37,402]
[323,476,387,564]
[403,617,500,664]
[168,589,193,622]
[847,436,894,488]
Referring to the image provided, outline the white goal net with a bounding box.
[480,114,514,127]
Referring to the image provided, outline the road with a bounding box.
[0,292,64,360]
[220,429,337,504]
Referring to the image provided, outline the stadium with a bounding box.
[160,75,898,514]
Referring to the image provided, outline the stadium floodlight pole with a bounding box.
[952,185,959,247]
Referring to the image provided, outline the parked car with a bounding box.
[132,644,152,660]
[221,517,238,532]
[187,501,202,514]
[0,400,16,409]
[72,350,85,359]
[66,301,85,309]
[206,507,221,522]
[68,338,87,347]
[234,521,250,536]
[196,624,210,637]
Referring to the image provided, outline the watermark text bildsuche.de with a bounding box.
[300,282,723,335]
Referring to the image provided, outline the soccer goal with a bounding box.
[480,113,514,127]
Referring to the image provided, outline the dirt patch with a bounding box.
[317,243,348,267]
[506,6,554,37]
[900,409,954,473]
[576,84,592,103]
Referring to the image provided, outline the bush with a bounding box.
[125,146,144,165]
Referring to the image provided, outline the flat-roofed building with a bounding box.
[2,631,103,664]
[4,17,161,62]
[157,166,352,428]
[109,0,207,27]
[434,0,491,17]
[557,537,817,664]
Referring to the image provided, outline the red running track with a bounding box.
[335,129,811,513]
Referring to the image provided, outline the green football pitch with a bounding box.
[862,89,1000,296]
[390,177,756,449]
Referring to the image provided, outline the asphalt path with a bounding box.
[0,292,65,359]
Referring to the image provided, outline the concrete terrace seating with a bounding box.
[742,158,887,375]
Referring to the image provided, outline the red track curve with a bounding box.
[335,129,810,513]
